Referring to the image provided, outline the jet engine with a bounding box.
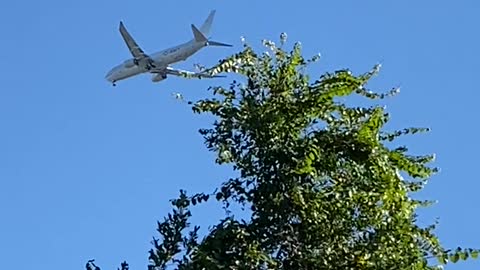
[152,73,167,82]
[123,59,137,68]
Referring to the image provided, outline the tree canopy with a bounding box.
[91,36,478,270]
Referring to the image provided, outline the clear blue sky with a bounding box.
[1,1,479,269]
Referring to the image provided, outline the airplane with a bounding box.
[105,10,232,86]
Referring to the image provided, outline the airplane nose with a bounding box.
[105,69,113,82]
[105,68,115,82]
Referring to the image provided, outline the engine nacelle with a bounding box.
[151,73,167,82]
[123,59,136,68]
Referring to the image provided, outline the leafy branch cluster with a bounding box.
[89,36,478,270]
[145,37,479,269]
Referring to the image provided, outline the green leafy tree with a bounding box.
[93,36,479,270]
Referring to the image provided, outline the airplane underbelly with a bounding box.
[165,54,181,63]
[175,52,187,61]
[158,52,187,64]
[118,66,144,80]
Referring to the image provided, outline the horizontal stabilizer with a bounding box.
[206,40,233,47]
[191,24,232,47]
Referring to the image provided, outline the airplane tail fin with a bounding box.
[191,24,208,43]
[199,10,216,37]
[191,24,232,47]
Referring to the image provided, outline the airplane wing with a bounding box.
[163,67,226,79]
[119,21,149,59]
[119,21,155,69]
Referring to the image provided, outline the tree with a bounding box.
[93,36,479,270]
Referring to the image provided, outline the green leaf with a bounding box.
[450,252,460,263]
[357,107,385,145]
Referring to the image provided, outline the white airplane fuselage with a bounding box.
[105,40,206,83]
[105,10,231,85]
